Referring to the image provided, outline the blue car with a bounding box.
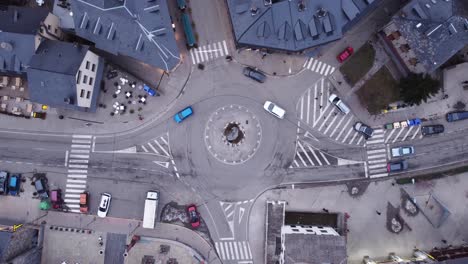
[8,174,20,196]
[143,84,158,96]
[174,106,193,123]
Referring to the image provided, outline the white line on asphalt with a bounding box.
[223,242,231,260]
[69,159,89,164]
[372,133,384,139]
[293,160,299,167]
[306,58,313,69]
[229,242,235,260]
[368,159,387,164]
[141,145,148,152]
[238,241,245,259]
[65,150,69,166]
[370,172,388,178]
[367,153,387,160]
[247,242,252,259]
[160,136,169,145]
[335,116,353,141]
[219,237,234,241]
[194,47,201,64]
[296,149,308,166]
[300,95,304,120]
[319,151,330,165]
[71,149,90,153]
[329,115,346,137]
[412,127,421,140]
[72,139,92,144]
[71,144,91,149]
[65,204,80,208]
[242,241,250,259]
[66,189,85,193]
[65,194,81,198]
[324,65,331,76]
[215,242,223,259]
[69,154,90,159]
[68,164,88,169]
[368,163,386,169]
[303,58,308,68]
[64,198,80,203]
[297,141,314,166]
[67,179,87,184]
[401,126,415,141]
[367,149,386,154]
[370,167,388,174]
[218,42,224,57]
[147,142,159,154]
[320,78,324,113]
[66,184,86,189]
[154,140,170,157]
[392,128,406,143]
[308,145,322,166]
[356,135,364,145]
[330,67,335,74]
[367,138,385,145]
[306,88,310,124]
[385,128,397,143]
[68,169,87,174]
[190,49,196,64]
[224,203,233,212]
[233,241,240,260]
[311,59,318,71]
[341,127,354,143]
[323,114,338,135]
[315,61,322,73]
[313,84,317,124]
[223,40,229,55]
[317,107,334,131]
[319,63,327,75]
[349,131,359,144]
[364,161,369,178]
[72,135,92,139]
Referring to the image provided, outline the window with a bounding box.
[88,77,93,86]
[86,91,91,99]
[80,89,85,98]
[85,61,90,70]
[54,28,58,34]
[47,24,51,30]
[40,28,44,33]
[76,71,82,84]
[83,75,88,84]
[91,64,96,72]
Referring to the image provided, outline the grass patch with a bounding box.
[356,66,399,115]
[340,43,375,85]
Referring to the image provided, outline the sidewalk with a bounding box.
[0,59,192,136]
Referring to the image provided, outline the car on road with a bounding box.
[328,94,350,114]
[31,112,46,119]
[0,171,8,195]
[8,174,20,196]
[143,84,158,96]
[97,193,112,218]
[354,122,374,139]
[242,67,266,83]
[337,46,354,63]
[187,204,200,228]
[263,101,286,119]
[80,192,89,213]
[174,106,193,123]
[391,146,414,158]
[34,178,48,199]
[387,160,408,172]
[446,111,468,122]
[421,125,444,136]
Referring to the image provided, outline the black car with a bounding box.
[387,160,408,172]
[354,122,374,139]
[421,125,444,136]
[34,178,49,199]
[0,171,8,195]
[242,67,266,83]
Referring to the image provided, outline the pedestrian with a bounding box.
[442,239,447,244]
[322,208,329,213]
[376,210,381,215]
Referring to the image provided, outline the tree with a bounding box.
[399,73,440,105]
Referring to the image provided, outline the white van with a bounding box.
[328,94,350,114]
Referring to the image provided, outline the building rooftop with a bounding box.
[226,0,380,52]
[0,5,49,35]
[283,233,347,264]
[384,0,468,72]
[68,0,180,71]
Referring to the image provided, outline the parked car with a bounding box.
[34,178,48,199]
[143,84,158,96]
[446,111,468,122]
[50,189,62,209]
[421,125,444,136]
[97,193,112,218]
[243,67,266,83]
[391,146,414,158]
[174,106,193,123]
[31,112,46,119]
[263,101,286,119]
[353,122,374,139]
[80,192,89,213]
[0,171,8,195]
[177,0,186,10]
[387,160,408,172]
[8,174,20,196]
[187,204,200,228]
[328,94,350,114]
[337,46,354,63]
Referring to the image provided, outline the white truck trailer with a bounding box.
[142,191,159,229]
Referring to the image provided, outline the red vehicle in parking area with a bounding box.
[187,204,200,228]
[337,46,354,63]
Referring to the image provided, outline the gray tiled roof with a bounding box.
[0,33,36,75]
[283,233,347,264]
[27,40,103,112]
[69,0,180,71]
[390,0,468,72]
[0,5,49,35]
[226,0,380,52]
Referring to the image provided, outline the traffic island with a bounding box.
[204,104,262,165]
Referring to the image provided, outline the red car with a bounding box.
[187,204,200,228]
[337,46,354,63]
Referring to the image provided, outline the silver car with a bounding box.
[263,101,286,119]
[97,193,112,218]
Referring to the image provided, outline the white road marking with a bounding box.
[401,126,415,141]
[323,114,338,135]
[69,159,89,164]
[67,179,87,184]
[233,241,240,260]
[311,59,318,71]
[68,169,87,174]
[306,88,310,124]
[71,149,90,153]
[412,127,421,140]
[68,164,88,169]
[154,140,170,157]
[66,184,86,189]
[385,128,397,143]
[335,117,353,141]
[367,149,386,154]
[341,127,354,143]
[64,198,80,203]
[65,194,81,198]
[368,159,387,164]
[66,189,86,193]
[368,153,387,160]
[69,154,90,159]
[65,204,80,208]
[370,172,388,178]
[223,40,229,55]
[392,128,406,143]
[308,145,322,166]
[329,115,347,137]
[72,139,92,144]
[368,164,386,169]
[315,61,322,73]
[319,151,330,165]
[298,141,314,166]
[64,150,69,166]
[71,144,91,149]
[73,135,92,139]
[238,241,245,259]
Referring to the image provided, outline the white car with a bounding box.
[391,146,414,158]
[263,101,285,119]
[328,94,350,114]
[97,193,112,218]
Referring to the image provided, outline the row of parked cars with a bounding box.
[0,171,21,196]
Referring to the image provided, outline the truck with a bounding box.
[142,190,159,229]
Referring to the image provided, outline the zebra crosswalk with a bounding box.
[190,40,229,65]
[297,78,365,146]
[215,240,253,262]
[365,128,388,178]
[303,57,335,76]
[64,135,92,213]
[138,133,171,158]
[289,140,336,168]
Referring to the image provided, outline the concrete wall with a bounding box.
[75,50,100,108]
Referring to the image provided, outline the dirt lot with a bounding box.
[356,66,399,115]
[340,43,376,86]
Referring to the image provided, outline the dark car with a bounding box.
[243,67,266,83]
[446,111,468,122]
[421,125,444,136]
[0,171,8,195]
[354,122,374,139]
[387,160,408,172]
[187,204,200,228]
[8,174,20,196]
[34,178,48,199]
